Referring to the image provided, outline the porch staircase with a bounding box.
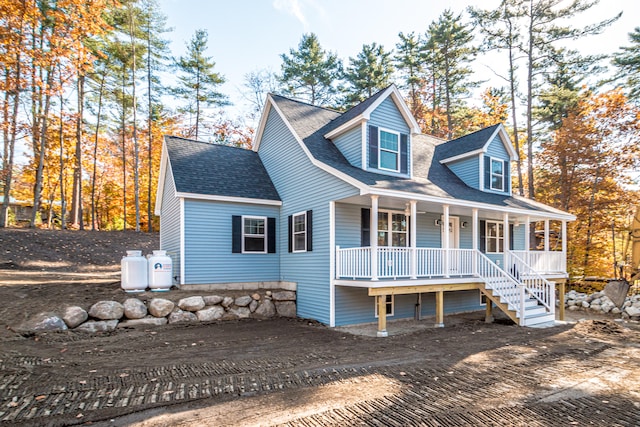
[476,251,556,327]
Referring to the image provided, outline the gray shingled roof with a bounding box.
[165,136,280,201]
[436,124,501,160]
[270,92,565,216]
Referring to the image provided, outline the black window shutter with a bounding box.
[509,223,514,251]
[267,217,276,253]
[368,125,378,169]
[306,210,313,252]
[400,133,408,174]
[504,160,510,193]
[479,220,486,253]
[287,215,292,253]
[484,156,491,189]
[361,208,370,246]
[232,215,242,253]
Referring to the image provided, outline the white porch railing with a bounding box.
[511,250,565,273]
[336,247,477,280]
[505,251,555,314]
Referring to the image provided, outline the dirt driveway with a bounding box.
[1,229,639,426]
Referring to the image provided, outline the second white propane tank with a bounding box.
[147,250,172,291]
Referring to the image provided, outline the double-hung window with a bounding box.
[490,158,504,191]
[292,211,307,252]
[486,221,504,253]
[379,129,400,172]
[243,216,266,253]
[377,211,408,247]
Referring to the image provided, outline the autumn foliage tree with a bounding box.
[536,89,640,277]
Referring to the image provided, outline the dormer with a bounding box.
[323,85,421,177]
[438,124,517,196]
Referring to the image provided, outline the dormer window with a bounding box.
[379,129,400,172]
[490,157,504,191]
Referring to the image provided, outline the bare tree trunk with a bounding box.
[58,88,66,229]
[583,173,601,275]
[1,59,21,227]
[91,72,106,231]
[31,68,54,227]
[71,73,84,229]
[146,20,153,232]
[129,6,140,233]
[121,70,127,231]
[525,1,535,200]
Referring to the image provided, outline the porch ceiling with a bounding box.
[336,194,554,222]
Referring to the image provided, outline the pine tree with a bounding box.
[342,43,394,108]
[395,32,427,120]
[174,29,228,140]
[613,27,640,101]
[425,10,477,139]
[280,33,342,106]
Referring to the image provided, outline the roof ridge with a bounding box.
[165,135,250,152]
[269,93,339,113]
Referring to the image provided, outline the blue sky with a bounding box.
[159,0,639,117]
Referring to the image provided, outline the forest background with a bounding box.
[1,0,639,279]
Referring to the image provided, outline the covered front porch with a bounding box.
[330,193,572,336]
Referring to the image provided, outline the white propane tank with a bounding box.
[121,250,148,292]
[147,250,173,291]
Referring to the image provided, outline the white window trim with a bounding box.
[374,295,395,318]
[485,220,504,254]
[378,128,401,172]
[377,209,409,247]
[292,211,307,253]
[490,157,505,192]
[242,215,267,254]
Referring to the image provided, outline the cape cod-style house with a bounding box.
[155,85,575,336]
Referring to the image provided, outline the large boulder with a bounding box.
[624,305,640,318]
[255,299,276,318]
[17,312,68,333]
[229,307,251,319]
[62,306,88,328]
[604,281,630,308]
[123,298,147,319]
[148,298,175,317]
[178,296,205,312]
[203,295,224,306]
[168,309,198,324]
[272,291,296,301]
[234,296,253,307]
[118,317,167,328]
[275,301,296,318]
[221,296,234,308]
[88,301,124,320]
[196,306,225,322]
[75,320,118,333]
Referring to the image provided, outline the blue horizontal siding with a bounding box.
[367,97,411,176]
[333,126,362,168]
[512,224,525,250]
[159,166,181,280]
[258,106,359,324]
[448,156,480,190]
[486,134,509,158]
[335,288,484,326]
[183,200,280,284]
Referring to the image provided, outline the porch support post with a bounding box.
[377,295,388,337]
[371,195,379,281]
[525,216,531,264]
[561,220,567,272]
[435,290,444,327]
[485,298,494,323]
[503,212,510,270]
[558,280,565,321]
[472,208,478,276]
[443,204,450,278]
[544,219,550,252]
[410,200,417,279]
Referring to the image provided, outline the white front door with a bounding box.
[442,216,460,274]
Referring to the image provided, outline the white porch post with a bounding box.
[503,212,510,270]
[544,219,550,272]
[443,204,450,278]
[371,195,379,281]
[561,220,567,272]
[525,215,531,265]
[410,200,417,279]
[472,208,478,276]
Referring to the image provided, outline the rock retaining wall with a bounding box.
[564,290,640,320]
[16,290,297,334]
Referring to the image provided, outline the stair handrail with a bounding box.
[505,251,554,314]
[474,250,525,321]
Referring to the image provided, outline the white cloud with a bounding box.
[273,0,309,30]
